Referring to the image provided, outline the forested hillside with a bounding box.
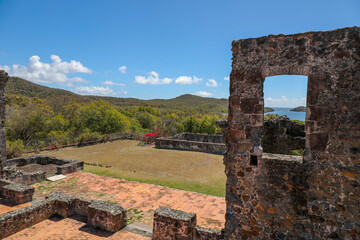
[5,77,228,113]
[4,77,228,157]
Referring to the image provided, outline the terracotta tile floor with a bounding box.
[65,172,226,230]
[33,172,226,230]
[3,172,225,239]
[0,199,31,215]
[5,215,150,240]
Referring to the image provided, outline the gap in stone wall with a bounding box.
[262,75,308,158]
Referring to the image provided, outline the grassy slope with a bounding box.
[40,140,226,197]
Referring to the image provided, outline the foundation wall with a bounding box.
[0,191,127,238]
[2,155,84,184]
[155,137,226,154]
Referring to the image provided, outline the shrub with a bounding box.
[6,139,25,159]
[77,130,103,146]
[139,132,160,144]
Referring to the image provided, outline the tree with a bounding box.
[78,100,129,134]
[6,100,54,141]
[135,112,155,130]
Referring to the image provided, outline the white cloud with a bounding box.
[175,76,202,85]
[224,77,229,81]
[135,71,172,85]
[102,80,125,86]
[74,86,115,96]
[0,65,10,73]
[195,91,212,97]
[206,79,218,87]
[0,55,92,87]
[265,96,306,107]
[118,66,127,74]
[121,90,128,95]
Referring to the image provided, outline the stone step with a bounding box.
[47,174,67,182]
[124,222,153,238]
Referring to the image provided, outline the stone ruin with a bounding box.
[220,26,360,239]
[1,26,360,239]
[155,132,226,154]
[0,70,8,177]
[156,117,305,155]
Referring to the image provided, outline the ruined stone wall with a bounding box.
[0,70,8,177]
[155,136,226,155]
[153,207,223,240]
[0,178,35,204]
[224,27,360,239]
[0,191,127,239]
[156,125,305,155]
[156,133,226,154]
[2,155,84,184]
[171,132,225,143]
[262,116,305,154]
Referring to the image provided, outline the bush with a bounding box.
[139,132,160,144]
[77,130,103,146]
[6,139,25,159]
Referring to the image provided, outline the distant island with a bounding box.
[290,106,306,112]
[264,107,275,113]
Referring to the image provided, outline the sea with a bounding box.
[265,107,306,121]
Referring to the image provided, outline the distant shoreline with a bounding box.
[290,106,306,112]
[264,107,275,113]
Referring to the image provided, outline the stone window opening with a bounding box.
[261,75,308,163]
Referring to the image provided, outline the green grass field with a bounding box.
[41,140,226,197]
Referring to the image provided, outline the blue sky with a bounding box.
[0,0,359,107]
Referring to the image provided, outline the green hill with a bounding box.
[264,107,274,113]
[5,77,82,99]
[290,106,306,112]
[4,77,228,113]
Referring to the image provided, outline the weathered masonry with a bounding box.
[222,27,360,239]
[0,70,8,177]
[156,119,305,155]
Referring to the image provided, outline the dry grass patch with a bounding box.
[40,140,226,197]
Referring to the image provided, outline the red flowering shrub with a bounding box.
[139,132,160,144]
[77,131,102,146]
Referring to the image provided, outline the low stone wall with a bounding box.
[155,137,226,155]
[1,168,46,185]
[0,197,56,239]
[263,116,305,154]
[171,133,224,143]
[2,155,84,184]
[153,206,223,240]
[0,178,35,204]
[156,119,305,155]
[0,191,127,239]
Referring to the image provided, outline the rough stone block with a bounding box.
[74,197,92,216]
[2,183,34,204]
[153,206,197,240]
[87,201,127,232]
[57,162,79,174]
[240,98,262,114]
[47,191,76,218]
[308,133,329,151]
[195,226,224,240]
